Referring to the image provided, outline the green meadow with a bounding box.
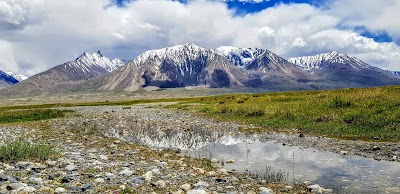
[168,86,400,141]
[1,86,399,141]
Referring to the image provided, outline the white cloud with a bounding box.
[291,37,307,48]
[0,0,400,75]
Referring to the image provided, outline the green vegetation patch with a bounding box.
[0,109,73,124]
[169,86,400,141]
[0,139,59,162]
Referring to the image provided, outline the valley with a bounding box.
[1,86,400,193]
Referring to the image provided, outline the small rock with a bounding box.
[29,177,43,185]
[187,189,207,194]
[152,168,160,174]
[372,146,381,151]
[20,186,36,192]
[45,160,57,166]
[119,168,134,176]
[95,178,105,183]
[259,187,274,194]
[226,159,235,163]
[339,151,348,155]
[81,184,91,192]
[143,171,153,182]
[217,168,228,174]
[54,187,66,193]
[99,155,108,160]
[105,172,116,179]
[156,180,166,188]
[194,181,209,189]
[298,133,305,138]
[180,183,191,191]
[7,182,28,190]
[210,158,219,163]
[65,164,77,171]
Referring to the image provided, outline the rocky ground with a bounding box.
[1,102,399,193]
[0,105,312,194]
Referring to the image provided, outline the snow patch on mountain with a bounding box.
[132,43,210,67]
[5,72,29,81]
[74,51,122,72]
[288,51,372,70]
[212,46,266,68]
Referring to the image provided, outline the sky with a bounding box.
[1,0,400,75]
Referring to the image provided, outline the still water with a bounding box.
[123,130,400,193]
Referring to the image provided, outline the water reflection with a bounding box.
[113,127,400,193]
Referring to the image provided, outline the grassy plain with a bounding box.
[1,86,399,141]
[168,86,400,141]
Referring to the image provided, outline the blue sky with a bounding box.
[0,0,399,74]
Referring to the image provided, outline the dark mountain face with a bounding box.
[1,52,119,96]
[0,70,19,89]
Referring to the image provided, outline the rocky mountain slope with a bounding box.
[83,44,248,91]
[214,46,315,89]
[288,51,400,87]
[0,70,19,89]
[1,52,122,95]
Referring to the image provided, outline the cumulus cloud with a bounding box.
[0,0,400,75]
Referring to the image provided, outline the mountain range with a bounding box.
[1,44,400,96]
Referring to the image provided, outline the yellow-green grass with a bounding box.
[0,109,73,124]
[0,139,59,162]
[168,86,400,141]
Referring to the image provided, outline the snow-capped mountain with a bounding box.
[2,51,119,95]
[5,72,29,81]
[0,70,19,89]
[84,43,247,91]
[213,46,314,89]
[212,46,266,68]
[289,51,400,87]
[74,51,122,72]
[288,51,372,71]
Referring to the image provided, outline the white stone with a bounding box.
[65,164,77,171]
[95,178,105,183]
[143,171,153,182]
[55,187,66,193]
[179,183,191,191]
[156,180,166,188]
[259,187,274,194]
[20,186,36,192]
[210,158,219,163]
[105,172,116,179]
[217,168,227,174]
[99,155,108,160]
[339,151,348,155]
[152,168,160,174]
[187,189,207,194]
[119,168,134,176]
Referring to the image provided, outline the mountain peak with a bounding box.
[212,46,269,68]
[132,43,209,66]
[288,51,371,70]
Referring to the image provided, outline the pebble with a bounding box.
[119,168,134,176]
[187,189,207,194]
[65,164,77,171]
[180,183,192,191]
[259,187,274,194]
[55,187,66,193]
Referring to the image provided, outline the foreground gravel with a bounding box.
[0,104,314,194]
